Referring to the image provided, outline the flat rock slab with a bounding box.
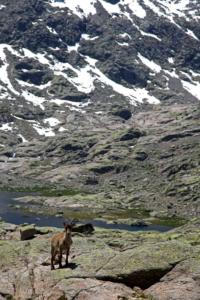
[145,259,200,300]
[1,221,200,299]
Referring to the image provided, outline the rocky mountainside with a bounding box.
[0,0,199,138]
[0,0,199,217]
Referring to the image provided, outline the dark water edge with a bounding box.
[0,191,173,232]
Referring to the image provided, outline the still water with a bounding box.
[0,192,173,232]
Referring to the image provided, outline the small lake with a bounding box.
[0,192,173,232]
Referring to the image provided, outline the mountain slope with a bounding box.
[0,0,199,217]
[0,0,199,140]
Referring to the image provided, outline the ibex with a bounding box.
[51,222,73,270]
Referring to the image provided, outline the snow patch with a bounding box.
[116,41,129,47]
[22,91,46,110]
[181,79,200,101]
[143,0,189,25]
[22,48,50,65]
[168,57,174,64]
[44,117,61,127]
[49,0,146,20]
[18,134,28,143]
[33,123,55,137]
[67,43,80,52]
[0,44,20,96]
[0,123,13,131]
[58,126,67,132]
[49,0,96,18]
[17,79,52,90]
[82,34,99,41]
[164,69,179,79]
[46,26,58,35]
[185,29,199,41]
[118,33,131,39]
[84,56,160,105]
[123,0,146,19]
[133,24,162,41]
[138,53,161,73]
[140,30,162,41]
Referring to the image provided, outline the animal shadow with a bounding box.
[61,262,78,270]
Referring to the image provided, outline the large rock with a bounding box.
[0,220,200,299]
[14,58,53,85]
[145,259,200,300]
[19,224,37,240]
[47,75,88,102]
[72,223,94,234]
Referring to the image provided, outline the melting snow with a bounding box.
[33,123,55,137]
[49,0,96,17]
[123,0,146,19]
[49,0,199,30]
[49,0,146,20]
[95,111,103,115]
[18,134,28,143]
[164,69,179,79]
[84,56,160,105]
[0,86,9,99]
[189,70,200,79]
[52,58,95,93]
[140,30,162,41]
[133,24,162,41]
[0,44,20,96]
[138,53,161,73]
[22,48,50,65]
[168,57,174,64]
[142,0,188,25]
[58,126,67,132]
[17,79,52,90]
[118,33,131,39]
[67,43,80,53]
[46,26,58,35]
[0,123,13,131]
[159,0,190,18]
[44,117,61,127]
[117,41,129,47]
[181,79,200,101]
[82,34,99,41]
[22,91,46,110]
[185,29,199,41]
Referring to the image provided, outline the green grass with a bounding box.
[0,185,87,197]
[40,188,86,197]
[152,216,186,227]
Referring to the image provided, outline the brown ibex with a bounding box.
[51,223,73,270]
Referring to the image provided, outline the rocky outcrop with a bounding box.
[47,76,88,102]
[0,219,200,300]
[146,259,200,300]
[19,224,37,240]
